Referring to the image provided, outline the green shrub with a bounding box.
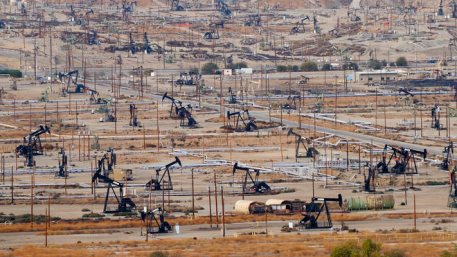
[201,62,219,74]
[396,57,408,67]
[0,69,23,78]
[301,61,318,71]
[149,251,168,257]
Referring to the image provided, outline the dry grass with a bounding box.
[2,231,456,257]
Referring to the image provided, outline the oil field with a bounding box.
[0,0,457,256]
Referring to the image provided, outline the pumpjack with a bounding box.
[88,89,109,105]
[92,158,136,214]
[364,164,376,192]
[449,167,457,208]
[300,194,343,229]
[175,72,200,86]
[122,2,134,20]
[141,207,172,234]
[216,0,231,17]
[287,129,318,162]
[290,17,309,34]
[438,0,444,16]
[203,28,220,40]
[0,20,6,29]
[145,157,182,191]
[399,88,414,97]
[228,87,237,104]
[129,32,137,54]
[282,95,300,111]
[142,32,152,54]
[232,163,271,194]
[177,105,198,127]
[56,148,68,178]
[97,148,116,177]
[226,110,257,132]
[20,3,27,16]
[162,92,183,117]
[432,104,442,130]
[441,142,454,171]
[313,15,320,34]
[87,30,100,45]
[453,0,457,18]
[377,145,427,174]
[171,0,184,11]
[16,125,51,167]
[129,104,140,127]
[58,70,86,94]
[244,14,261,27]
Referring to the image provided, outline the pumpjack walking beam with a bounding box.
[287,128,318,161]
[145,157,182,191]
[300,194,343,229]
[162,92,183,117]
[232,163,271,194]
[92,158,136,213]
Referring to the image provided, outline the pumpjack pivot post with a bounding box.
[226,110,257,132]
[145,157,182,191]
[287,128,318,161]
[140,207,172,234]
[228,87,237,104]
[232,163,271,194]
[300,194,343,229]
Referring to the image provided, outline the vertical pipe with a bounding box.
[10,166,14,204]
[214,171,219,228]
[221,185,225,237]
[191,168,195,219]
[208,186,212,228]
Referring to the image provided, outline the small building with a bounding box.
[222,69,233,76]
[266,199,305,214]
[234,200,265,214]
[355,69,399,83]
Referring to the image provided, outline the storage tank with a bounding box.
[347,195,395,211]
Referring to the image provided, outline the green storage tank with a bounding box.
[347,195,395,211]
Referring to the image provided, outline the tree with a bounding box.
[301,61,318,71]
[396,57,408,67]
[276,65,288,72]
[321,63,333,71]
[201,62,219,75]
[368,59,382,70]
[343,62,359,71]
